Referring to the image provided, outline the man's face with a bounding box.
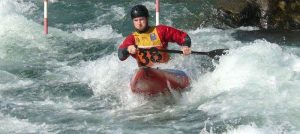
[133,17,148,32]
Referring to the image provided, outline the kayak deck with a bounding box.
[130,68,190,96]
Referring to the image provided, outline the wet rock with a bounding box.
[216,0,300,30]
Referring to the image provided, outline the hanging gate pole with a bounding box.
[156,0,160,26]
[44,0,48,34]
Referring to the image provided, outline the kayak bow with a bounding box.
[130,67,190,96]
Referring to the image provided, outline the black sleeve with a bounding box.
[118,48,130,61]
[182,35,191,47]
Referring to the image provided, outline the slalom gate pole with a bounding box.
[44,0,48,34]
[156,0,159,26]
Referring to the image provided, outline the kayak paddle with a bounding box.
[158,49,229,60]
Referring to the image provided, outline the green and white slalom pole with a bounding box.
[156,0,159,26]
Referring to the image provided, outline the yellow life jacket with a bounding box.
[133,26,169,67]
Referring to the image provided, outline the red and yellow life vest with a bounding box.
[133,27,169,67]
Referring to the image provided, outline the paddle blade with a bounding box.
[207,49,229,60]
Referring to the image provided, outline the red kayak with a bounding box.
[130,68,190,96]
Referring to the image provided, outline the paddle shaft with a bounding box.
[158,49,207,55]
[158,48,228,59]
[137,48,228,59]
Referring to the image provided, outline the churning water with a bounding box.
[0,0,300,133]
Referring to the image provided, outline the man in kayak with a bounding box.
[118,5,192,67]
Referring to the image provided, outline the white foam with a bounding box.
[0,80,33,91]
[186,39,300,132]
[293,59,300,72]
[0,0,87,67]
[0,1,49,50]
[0,0,15,16]
[237,26,260,31]
[223,121,297,134]
[0,0,37,17]
[94,4,125,22]
[142,1,156,11]
[72,25,122,40]
[190,27,223,34]
[16,1,38,16]
[0,71,33,90]
[71,53,136,95]
[197,40,297,97]
[188,27,242,51]
[224,123,264,134]
[111,5,125,21]
[0,52,5,59]
[0,113,50,133]
[69,53,166,109]
[49,0,59,3]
